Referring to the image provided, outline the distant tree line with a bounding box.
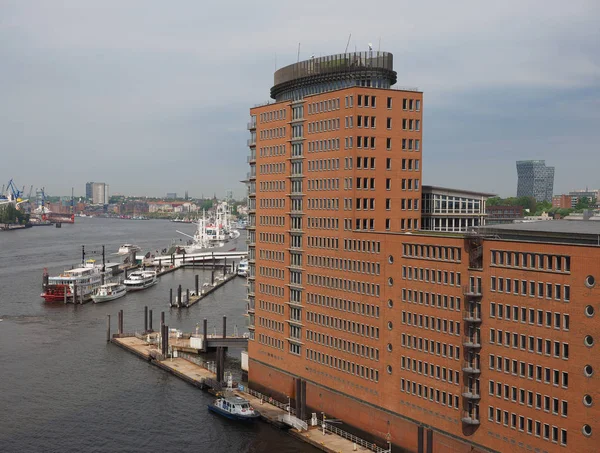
[0,204,29,224]
[487,195,596,217]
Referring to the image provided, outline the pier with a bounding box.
[168,271,238,308]
[108,309,391,453]
[150,250,247,269]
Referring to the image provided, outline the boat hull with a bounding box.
[92,291,126,303]
[207,404,260,421]
[124,280,157,292]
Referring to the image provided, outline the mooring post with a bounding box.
[195,274,199,294]
[212,252,215,270]
[164,325,169,356]
[216,347,222,384]
[124,267,128,279]
[106,314,111,342]
[186,288,190,306]
[117,310,122,335]
[169,288,173,306]
[161,311,165,328]
[149,309,153,332]
[223,257,227,275]
[223,315,227,338]
[177,285,182,307]
[120,309,124,334]
[203,318,208,353]
[73,284,78,304]
[144,306,148,332]
[211,270,215,285]
[182,250,185,265]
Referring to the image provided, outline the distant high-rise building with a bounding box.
[166,193,177,199]
[85,182,94,200]
[91,183,109,204]
[516,160,555,202]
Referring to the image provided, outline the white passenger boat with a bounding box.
[91,283,127,303]
[207,396,260,421]
[115,244,141,256]
[123,270,157,291]
[237,259,248,277]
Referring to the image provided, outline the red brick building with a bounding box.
[246,52,600,453]
[552,195,574,209]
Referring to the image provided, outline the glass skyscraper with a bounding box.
[516,160,555,202]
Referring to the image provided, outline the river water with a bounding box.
[0,217,315,453]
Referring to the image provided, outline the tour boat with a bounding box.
[115,244,141,256]
[207,396,260,421]
[237,259,248,277]
[91,283,127,303]
[123,270,157,291]
[41,260,117,303]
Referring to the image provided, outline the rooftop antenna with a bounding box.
[297,43,301,63]
[345,33,351,53]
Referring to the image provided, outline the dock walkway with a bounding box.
[111,334,382,453]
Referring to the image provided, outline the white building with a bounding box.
[92,183,109,205]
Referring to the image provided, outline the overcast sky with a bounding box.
[1,0,598,199]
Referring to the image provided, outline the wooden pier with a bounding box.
[169,270,239,308]
[108,310,390,453]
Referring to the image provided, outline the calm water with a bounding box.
[0,218,315,453]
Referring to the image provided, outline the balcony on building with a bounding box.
[461,411,480,426]
[463,303,482,323]
[462,360,481,374]
[463,284,482,297]
[463,334,481,349]
[462,385,481,400]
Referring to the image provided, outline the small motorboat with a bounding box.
[207,396,260,421]
[91,283,127,303]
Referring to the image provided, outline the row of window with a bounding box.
[305,348,379,382]
[308,118,340,134]
[258,249,285,262]
[401,333,461,361]
[257,332,284,351]
[487,405,567,446]
[306,310,380,339]
[354,217,376,231]
[258,299,284,315]
[490,277,571,302]
[259,162,285,174]
[401,356,460,386]
[258,282,285,298]
[306,273,381,297]
[401,311,462,337]
[489,329,569,360]
[343,239,381,254]
[306,292,380,318]
[401,288,462,312]
[307,254,380,276]
[488,380,567,417]
[308,138,341,152]
[258,316,284,332]
[258,266,285,280]
[307,216,339,230]
[488,354,569,388]
[259,180,286,192]
[258,232,285,244]
[306,235,339,250]
[402,266,462,287]
[259,144,286,157]
[308,157,339,171]
[258,215,285,227]
[259,127,286,141]
[259,198,285,209]
[400,378,459,411]
[308,98,340,115]
[308,178,340,191]
[401,118,421,131]
[307,197,339,210]
[490,302,570,331]
[259,109,286,123]
[402,244,462,262]
[490,250,571,273]
[306,329,380,362]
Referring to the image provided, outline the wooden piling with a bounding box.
[186,288,190,306]
[161,311,165,328]
[177,285,182,308]
[222,315,227,338]
[169,288,173,306]
[149,309,153,332]
[223,257,227,276]
[106,314,111,342]
[195,274,199,294]
[203,318,208,353]
[211,270,214,285]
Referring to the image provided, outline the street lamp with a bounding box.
[322,412,326,436]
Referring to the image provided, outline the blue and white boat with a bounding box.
[207,396,260,421]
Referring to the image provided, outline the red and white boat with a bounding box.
[41,260,118,303]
